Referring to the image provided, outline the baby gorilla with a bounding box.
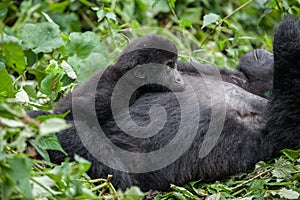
[54,35,185,122]
[177,49,274,98]
[223,49,274,97]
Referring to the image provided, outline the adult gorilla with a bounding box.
[35,17,299,191]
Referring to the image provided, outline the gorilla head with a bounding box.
[236,49,274,97]
[31,18,300,192]
[114,35,185,91]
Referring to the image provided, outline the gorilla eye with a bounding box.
[165,60,175,69]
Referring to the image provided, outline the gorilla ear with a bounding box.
[133,65,147,79]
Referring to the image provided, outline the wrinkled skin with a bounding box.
[30,18,300,192]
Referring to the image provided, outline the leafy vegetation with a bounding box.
[0,0,299,199]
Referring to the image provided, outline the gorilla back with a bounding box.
[46,18,300,191]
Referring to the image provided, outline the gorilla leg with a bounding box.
[266,17,300,155]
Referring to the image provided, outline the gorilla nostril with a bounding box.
[176,78,184,84]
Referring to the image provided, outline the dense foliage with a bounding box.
[0,0,299,199]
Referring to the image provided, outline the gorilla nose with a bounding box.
[176,77,184,84]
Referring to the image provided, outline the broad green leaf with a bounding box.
[66,31,107,58]
[272,158,294,178]
[272,188,300,199]
[38,133,67,154]
[2,156,34,199]
[282,149,300,161]
[30,133,67,161]
[2,42,26,74]
[123,186,145,200]
[39,118,71,136]
[32,176,61,198]
[20,22,64,54]
[73,52,111,82]
[249,180,266,191]
[201,13,220,29]
[65,32,110,81]
[29,139,50,162]
[0,62,13,96]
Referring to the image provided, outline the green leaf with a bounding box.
[180,18,192,29]
[2,156,34,199]
[201,13,220,29]
[272,188,300,200]
[249,180,266,191]
[0,102,23,118]
[40,73,63,95]
[23,84,37,99]
[38,133,67,154]
[1,42,26,75]
[0,62,13,97]
[272,158,294,178]
[34,112,69,122]
[15,89,29,103]
[66,32,110,81]
[48,0,69,12]
[32,176,61,198]
[282,149,300,161]
[123,186,145,200]
[39,118,71,136]
[30,133,67,162]
[29,139,50,162]
[74,154,91,173]
[106,12,117,21]
[20,22,64,54]
[152,0,160,8]
[168,0,176,9]
[72,52,111,82]
[96,9,105,22]
[0,3,8,21]
[66,31,105,58]
[170,184,198,199]
[0,117,24,128]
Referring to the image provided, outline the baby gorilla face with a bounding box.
[237,49,274,97]
[132,61,185,92]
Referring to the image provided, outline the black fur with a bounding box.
[29,17,300,191]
